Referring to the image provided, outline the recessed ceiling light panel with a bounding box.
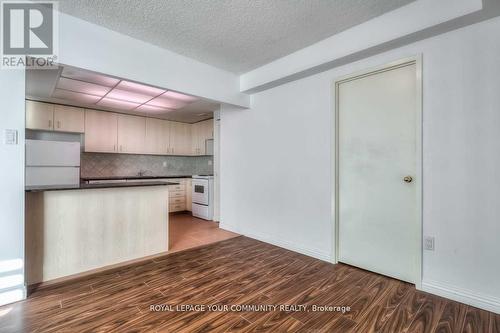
[57,77,111,96]
[116,81,165,97]
[97,98,140,110]
[52,89,102,104]
[61,69,119,87]
[136,104,173,113]
[106,88,154,104]
[147,95,188,109]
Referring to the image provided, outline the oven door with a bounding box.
[192,179,209,205]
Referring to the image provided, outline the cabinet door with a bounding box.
[117,114,146,154]
[54,105,85,133]
[145,118,169,155]
[190,122,202,155]
[191,119,213,155]
[201,119,214,155]
[26,101,54,130]
[170,122,191,155]
[186,179,192,211]
[204,119,214,140]
[84,110,118,153]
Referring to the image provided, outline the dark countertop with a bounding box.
[26,181,177,192]
[81,175,195,181]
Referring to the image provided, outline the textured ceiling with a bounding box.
[55,0,415,73]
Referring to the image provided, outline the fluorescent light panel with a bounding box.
[136,104,174,113]
[97,98,140,110]
[116,81,165,97]
[57,77,110,96]
[52,89,102,104]
[106,88,154,104]
[147,95,188,109]
[61,68,119,87]
[53,66,202,114]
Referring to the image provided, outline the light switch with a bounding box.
[4,129,18,145]
[424,236,435,251]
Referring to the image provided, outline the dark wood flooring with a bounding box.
[1,236,498,332]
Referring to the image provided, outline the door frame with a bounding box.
[332,55,423,289]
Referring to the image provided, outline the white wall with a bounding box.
[0,70,26,306]
[220,16,500,313]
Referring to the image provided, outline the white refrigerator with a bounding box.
[26,140,81,187]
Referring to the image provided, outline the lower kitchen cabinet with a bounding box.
[186,179,192,211]
[168,179,186,212]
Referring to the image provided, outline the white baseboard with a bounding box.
[421,279,500,314]
[219,223,332,262]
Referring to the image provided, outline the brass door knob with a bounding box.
[403,176,413,183]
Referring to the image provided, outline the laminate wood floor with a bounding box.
[1,236,498,332]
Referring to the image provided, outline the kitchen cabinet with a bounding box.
[191,119,213,155]
[145,118,170,155]
[31,101,215,157]
[26,101,85,133]
[54,105,85,133]
[84,109,118,153]
[168,178,187,212]
[26,101,55,131]
[186,178,192,212]
[117,114,146,154]
[169,122,191,155]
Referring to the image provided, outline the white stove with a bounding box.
[191,175,214,220]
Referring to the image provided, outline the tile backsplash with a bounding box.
[81,153,213,178]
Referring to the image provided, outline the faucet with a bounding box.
[137,169,148,177]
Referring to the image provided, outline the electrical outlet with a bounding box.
[424,236,435,251]
[208,160,212,165]
[162,161,167,167]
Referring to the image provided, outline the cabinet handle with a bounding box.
[57,121,61,128]
[113,145,116,151]
[48,120,52,128]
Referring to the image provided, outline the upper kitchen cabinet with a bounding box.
[26,101,55,131]
[191,119,214,155]
[117,114,146,154]
[26,101,84,133]
[145,117,170,155]
[84,109,118,153]
[53,105,85,133]
[170,122,192,155]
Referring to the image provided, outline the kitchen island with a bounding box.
[25,182,174,285]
